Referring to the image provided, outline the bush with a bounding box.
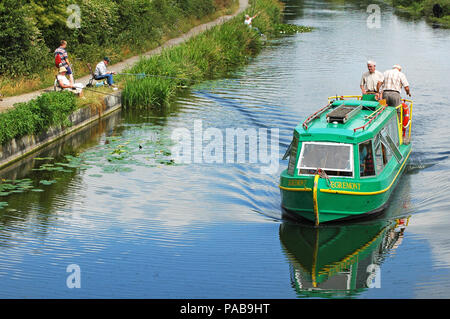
[0,0,50,76]
[422,0,450,17]
[0,91,77,145]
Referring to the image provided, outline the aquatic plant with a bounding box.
[274,24,314,34]
[0,178,34,196]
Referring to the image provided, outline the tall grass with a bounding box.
[0,91,77,145]
[122,0,286,108]
[0,0,238,98]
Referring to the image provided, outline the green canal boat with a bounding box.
[279,218,409,296]
[280,95,414,224]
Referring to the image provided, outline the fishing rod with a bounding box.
[118,72,192,82]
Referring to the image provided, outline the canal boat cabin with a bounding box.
[279,95,413,224]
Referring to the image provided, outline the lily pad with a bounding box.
[39,180,57,185]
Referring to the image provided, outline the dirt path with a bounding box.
[0,0,249,112]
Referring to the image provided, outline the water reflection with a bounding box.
[280,217,409,297]
[280,167,414,298]
[0,111,121,240]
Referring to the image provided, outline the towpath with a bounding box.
[0,0,249,112]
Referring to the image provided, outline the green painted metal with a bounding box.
[280,98,412,223]
[279,220,394,297]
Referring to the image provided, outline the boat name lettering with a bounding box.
[287,179,307,187]
[329,181,361,190]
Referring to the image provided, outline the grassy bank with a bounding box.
[0,0,238,98]
[122,0,312,108]
[0,0,314,146]
[0,91,77,145]
[388,0,450,27]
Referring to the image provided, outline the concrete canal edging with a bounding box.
[0,93,121,170]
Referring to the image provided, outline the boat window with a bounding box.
[381,128,402,163]
[375,142,387,174]
[286,136,299,175]
[359,140,375,177]
[387,116,399,147]
[374,130,396,174]
[298,142,353,177]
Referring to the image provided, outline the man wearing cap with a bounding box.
[360,60,384,97]
[377,65,411,107]
[94,57,116,87]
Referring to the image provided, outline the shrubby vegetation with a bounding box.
[122,0,288,107]
[389,0,450,27]
[0,0,235,95]
[0,91,77,144]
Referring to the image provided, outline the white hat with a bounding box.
[393,64,402,70]
[367,60,376,65]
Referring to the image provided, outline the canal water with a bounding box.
[0,0,449,298]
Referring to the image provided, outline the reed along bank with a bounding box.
[121,0,313,108]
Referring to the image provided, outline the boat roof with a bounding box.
[295,99,396,144]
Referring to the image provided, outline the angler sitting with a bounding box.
[94,57,116,88]
[56,66,84,97]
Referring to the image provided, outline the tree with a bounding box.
[0,0,50,76]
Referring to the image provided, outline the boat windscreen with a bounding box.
[298,142,353,176]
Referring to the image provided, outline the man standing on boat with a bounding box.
[377,65,411,107]
[360,60,383,98]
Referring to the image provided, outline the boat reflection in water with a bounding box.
[279,217,409,297]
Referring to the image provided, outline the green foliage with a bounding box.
[121,18,261,107]
[274,24,314,34]
[174,0,216,18]
[0,0,233,78]
[391,0,450,26]
[0,91,77,145]
[422,0,450,17]
[122,0,289,108]
[0,0,49,76]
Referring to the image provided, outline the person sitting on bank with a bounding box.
[377,64,411,107]
[54,40,74,87]
[94,57,116,87]
[56,67,84,97]
[360,60,383,98]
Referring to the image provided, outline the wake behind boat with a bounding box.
[280,95,413,224]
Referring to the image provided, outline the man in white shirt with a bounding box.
[244,14,258,27]
[94,57,116,87]
[377,65,411,107]
[360,60,383,97]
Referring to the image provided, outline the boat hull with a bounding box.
[280,148,410,224]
